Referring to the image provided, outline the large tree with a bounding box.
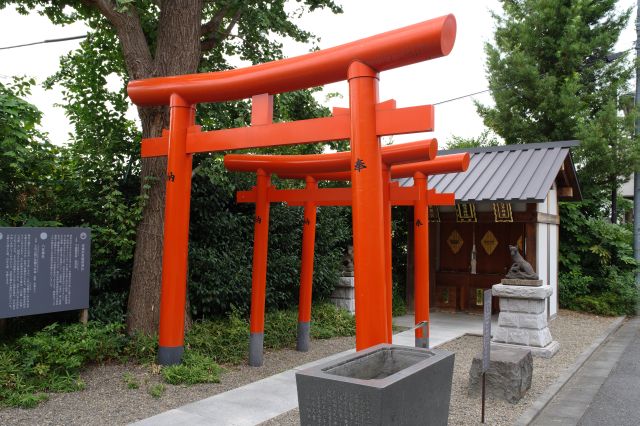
[3,0,342,334]
[477,0,639,223]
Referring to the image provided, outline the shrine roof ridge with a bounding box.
[438,140,580,155]
[399,140,581,203]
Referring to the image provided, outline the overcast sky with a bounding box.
[0,0,637,147]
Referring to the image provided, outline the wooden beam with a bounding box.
[557,186,573,198]
[237,185,455,208]
[536,212,560,225]
[141,105,434,157]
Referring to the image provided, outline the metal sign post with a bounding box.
[481,289,492,424]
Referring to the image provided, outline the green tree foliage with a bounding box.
[559,203,637,315]
[478,0,639,313]
[0,78,57,226]
[477,0,639,220]
[478,0,629,144]
[446,129,502,150]
[1,1,351,324]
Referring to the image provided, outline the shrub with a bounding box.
[148,383,165,399]
[187,158,353,319]
[185,311,250,365]
[559,203,639,316]
[187,303,355,364]
[161,351,223,385]
[0,304,355,408]
[0,322,126,408]
[310,303,355,339]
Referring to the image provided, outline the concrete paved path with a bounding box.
[392,311,498,347]
[530,317,640,426]
[132,311,489,426]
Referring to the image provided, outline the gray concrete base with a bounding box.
[296,322,310,352]
[492,340,560,358]
[249,332,264,367]
[157,345,184,366]
[415,336,429,348]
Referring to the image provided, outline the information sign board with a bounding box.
[0,227,90,319]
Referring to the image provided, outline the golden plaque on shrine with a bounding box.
[455,203,477,222]
[481,230,499,255]
[429,206,440,222]
[447,230,464,254]
[493,202,513,222]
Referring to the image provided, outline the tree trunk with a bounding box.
[126,107,169,335]
[611,176,618,224]
[123,1,203,335]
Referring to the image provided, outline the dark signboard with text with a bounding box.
[0,228,90,319]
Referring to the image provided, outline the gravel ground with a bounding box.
[261,310,617,426]
[0,311,617,426]
[0,336,356,426]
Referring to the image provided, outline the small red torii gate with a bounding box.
[227,150,468,364]
[127,14,457,365]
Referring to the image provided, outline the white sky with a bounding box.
[0,0,637,147]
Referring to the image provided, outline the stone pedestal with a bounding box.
[492,282,559,358]
[330,277,355,314]
[469,346,532,403]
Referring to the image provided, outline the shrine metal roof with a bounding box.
[398,140,581,202]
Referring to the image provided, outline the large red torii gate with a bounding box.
[227,151,469,364]
[127,14,457,365]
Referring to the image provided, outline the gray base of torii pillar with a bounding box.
[249,332,264,367]
[158,346,184,366]
[297,321,311,352]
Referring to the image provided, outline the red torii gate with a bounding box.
[226,150,469,365]
[128,14,457,365]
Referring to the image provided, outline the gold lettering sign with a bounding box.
[476,288,484,306]
[456,203,477,222]
[447,230,464,254]
[428,206,440,222]
[493,202,513,222]
[481,230,499,255]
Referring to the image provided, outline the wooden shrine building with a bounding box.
[401,140,581,318]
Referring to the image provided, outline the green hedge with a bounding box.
[188,157,353,318]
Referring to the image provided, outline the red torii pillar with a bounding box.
[230,152,469,357]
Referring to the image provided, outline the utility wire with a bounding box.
[0,34,87,51]
[434,89,490,105]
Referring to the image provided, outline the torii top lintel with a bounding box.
[127,15,456,106]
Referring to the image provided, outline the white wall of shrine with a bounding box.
[537,185,559,319]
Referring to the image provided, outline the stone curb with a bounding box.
[514,315,626,426]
